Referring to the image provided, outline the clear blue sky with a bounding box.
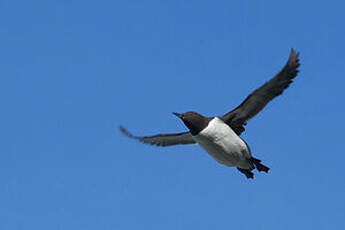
[1,0,345,229]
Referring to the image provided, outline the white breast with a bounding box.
[193,117,251,167]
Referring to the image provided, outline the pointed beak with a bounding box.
[172,112,182,118]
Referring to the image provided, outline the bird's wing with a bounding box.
[119,126,196,147]
[221,48,300,135]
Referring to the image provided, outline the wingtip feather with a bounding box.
[289,48,300,66]
[286,48,301,76]
[119,126,135,138]
[290,48,299,56]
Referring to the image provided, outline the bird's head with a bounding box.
[173,111,210,135]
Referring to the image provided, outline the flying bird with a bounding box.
[120,49,300,179]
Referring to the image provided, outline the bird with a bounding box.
[120,49,300,179]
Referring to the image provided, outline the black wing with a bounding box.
[119,126,196,147]
[221,49,300,135]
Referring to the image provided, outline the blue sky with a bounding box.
[1,0,345,229]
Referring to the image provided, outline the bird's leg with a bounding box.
[237,167,254,179]
[249,157,270,173]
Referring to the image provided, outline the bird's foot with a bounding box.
[237,167,254,179]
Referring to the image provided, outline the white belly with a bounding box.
[193,117,251,168]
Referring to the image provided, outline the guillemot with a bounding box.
[120,49,300,179]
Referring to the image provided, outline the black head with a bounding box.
[173,111,212,136]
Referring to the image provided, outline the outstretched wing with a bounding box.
[119,126,196,147]
[221,48,300,135]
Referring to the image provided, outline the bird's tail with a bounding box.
[250,157,270,173]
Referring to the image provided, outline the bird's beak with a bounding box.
[172,112,182,118]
